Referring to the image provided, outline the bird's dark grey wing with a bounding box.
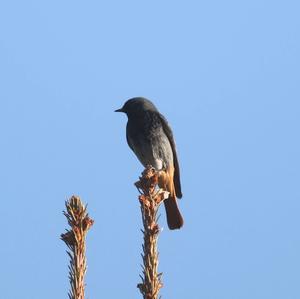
[158,113,182,198]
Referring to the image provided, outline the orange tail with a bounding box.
[164,195,184,230]
[159,166,184,230]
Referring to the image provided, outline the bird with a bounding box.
[115,97,183,230]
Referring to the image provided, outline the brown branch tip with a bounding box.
[61,195,94,299]
[136,166,167,299]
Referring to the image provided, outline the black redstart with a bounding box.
[115,97,183,230]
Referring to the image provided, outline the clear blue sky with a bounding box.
[0,1,299,298]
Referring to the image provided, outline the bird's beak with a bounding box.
[115,108,124,112]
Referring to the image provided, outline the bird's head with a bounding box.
[115,97,158,117]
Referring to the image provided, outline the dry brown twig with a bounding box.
[135,166,169,299]
[61,196,94,299]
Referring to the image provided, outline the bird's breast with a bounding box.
[126,117,173,170]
